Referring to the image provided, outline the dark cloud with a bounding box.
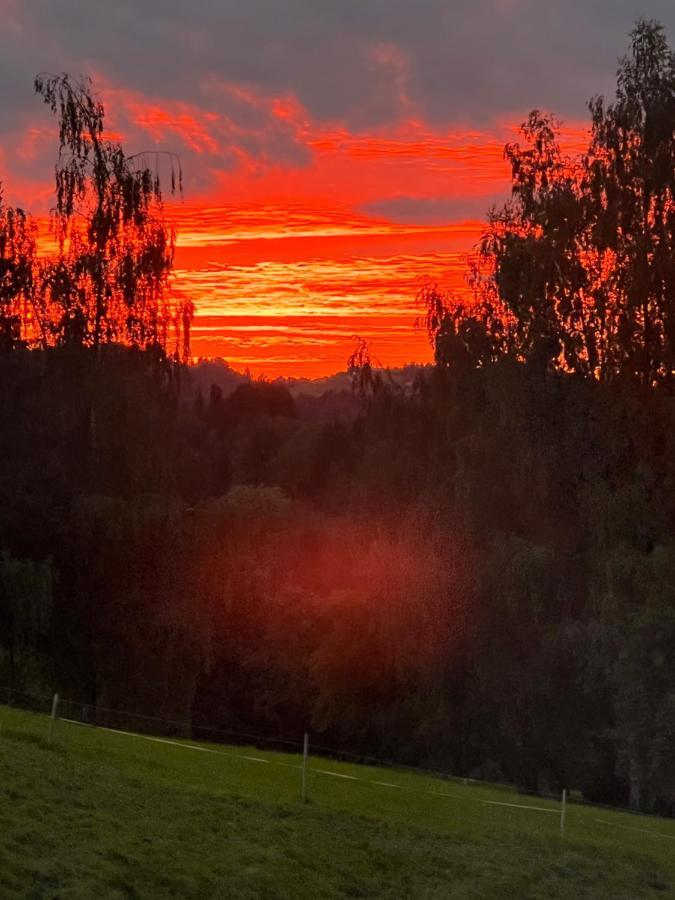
[9,1,675,123]
[3,1,675,207]
[361,192,511,224]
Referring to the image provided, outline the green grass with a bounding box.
[1,705,674,898]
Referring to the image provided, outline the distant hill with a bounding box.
[189,358,430,424]
[189,358,250,397]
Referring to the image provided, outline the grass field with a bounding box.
[0,704,674,898]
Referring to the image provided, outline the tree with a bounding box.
[0,187,39,351]
[429,19,675,387]
[0,551,52,689]
[34,74,192,359]
[347,336,382,399]
[416,278,501,372]
[585,19,675,386]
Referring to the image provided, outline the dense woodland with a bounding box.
[1,22,675,816]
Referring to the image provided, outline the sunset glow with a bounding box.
[4,79,590,377]
[168,113,587,376]
[171,204,483,376]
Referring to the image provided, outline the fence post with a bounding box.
[48,693,59,745]
[301,732,309,803]
[560,788,567,836]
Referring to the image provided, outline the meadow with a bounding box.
[0,704,673,899]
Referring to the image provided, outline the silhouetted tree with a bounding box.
[34,73,191,358]
[0,187,39,350]
[430,20,675,388]
[347,336,382,399]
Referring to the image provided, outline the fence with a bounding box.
[2,685,674,847]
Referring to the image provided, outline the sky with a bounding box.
[2,1,675,377]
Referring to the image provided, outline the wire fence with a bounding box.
[2,685,674,846]
[0,685,555,796]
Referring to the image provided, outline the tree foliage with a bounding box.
[0,189,38,350]
[0,74,190,359]
[0,551,52,689]
[425,19,675,388]
[33,73,191,358]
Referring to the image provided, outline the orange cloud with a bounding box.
[2,77,591,377]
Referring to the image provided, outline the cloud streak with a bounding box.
[0,2,669,374]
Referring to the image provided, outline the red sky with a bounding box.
[167,111,588,376]
[5,81,589,378]
[0,0,631,377]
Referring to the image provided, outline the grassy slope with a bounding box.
[0,706,674,899]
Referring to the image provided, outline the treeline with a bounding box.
[1,21,674,817]
[2,340,674,813]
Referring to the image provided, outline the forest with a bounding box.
[1,21,674,817]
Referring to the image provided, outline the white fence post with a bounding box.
[301,732,309,803]
[560,788,567,836]
[48,693,59,745]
